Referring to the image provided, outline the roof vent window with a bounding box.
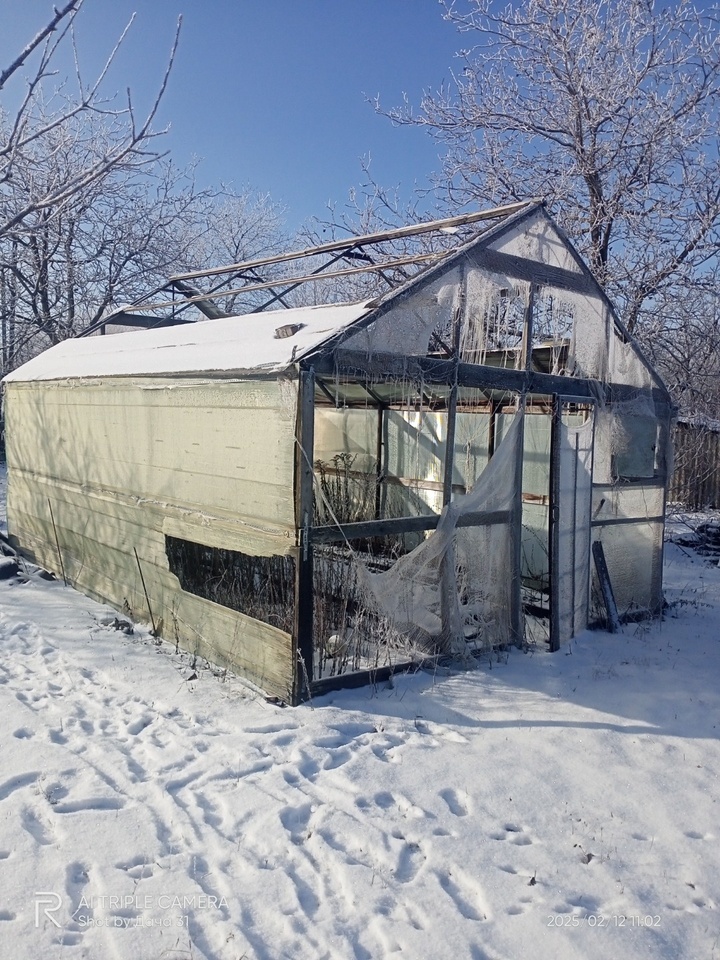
[274,323,306,339]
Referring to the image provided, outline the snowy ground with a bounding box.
[1,478,719,960]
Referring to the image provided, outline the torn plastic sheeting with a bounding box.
[356,411,522,656]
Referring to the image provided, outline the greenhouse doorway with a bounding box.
[549,397,595,651]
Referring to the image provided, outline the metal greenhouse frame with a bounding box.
[4,201,673,703]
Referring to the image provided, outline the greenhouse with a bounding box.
[3,201,673,703]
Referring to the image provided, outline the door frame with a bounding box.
[549,394,595,652]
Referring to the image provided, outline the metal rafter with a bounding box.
[81,200,542,335]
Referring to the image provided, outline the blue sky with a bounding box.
[4,1,465,231]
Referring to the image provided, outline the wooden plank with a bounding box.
[510,402,526,647]
[548,394,562,652]
[309,660,416,699]
[443,273,464,507]
[443,373,459,507]
[375,406,384,519]
[591,515,665,528]
[487,399,499,459]
[312,464,462,496]
[440,543,458,648]
[518,290,538,642]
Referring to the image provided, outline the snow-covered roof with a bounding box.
[3,301,373,382]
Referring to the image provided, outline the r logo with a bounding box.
[34,892,62,928]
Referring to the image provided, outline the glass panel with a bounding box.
[382,409,446,517]
[315,413,525,678]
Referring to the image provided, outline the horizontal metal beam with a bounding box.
[310,509,511,545]
[309,661,416,699]
[312,350,590,398]
[591,515,665,528]
[117,253,449,316]
[310,350,674,416]
[99,312,195,329]
[168,201,540,284]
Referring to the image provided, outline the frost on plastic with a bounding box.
[311,410,522,680]
[309,218,670,678]
[566,300,667,621]
[357,413,521,656]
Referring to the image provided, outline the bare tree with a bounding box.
[294,156,475,306]
[643,282,720,419]
[0,127,293,370]
[182,188,289,315]
[0,0,180,241]
[192,189,286,267]
[0,3,293,390]
[382,0,720,334]
[0,0,186,370]
[0,149,215,369]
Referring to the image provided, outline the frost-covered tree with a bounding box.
[0,137,289,371]
[0,150,210,369]
[644,284,720,420]
[181,189,288,316]
[382,0,720,335]
[297,157,474,306]
[0,0,182,369]
[0,3,288,371]
[0,1,180,240]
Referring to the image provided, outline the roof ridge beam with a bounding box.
[167,200,542,284]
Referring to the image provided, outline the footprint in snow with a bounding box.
[0,771,39,801]
[21,807,54,846]
[373,791,427,819]
[321,747,353,771]
[490,823,534,845]
[57,861,92,945]
[436,867,491,922]
[507,895,534,916]
[280,802,316,844]
[116,855,155,879]
[440,787,470,817]
[126,714,154,736]
[394,839,425,884]
[371,735,405,763]
[52,796,125,814]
